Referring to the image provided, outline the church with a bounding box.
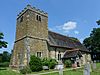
[10,5,91,69]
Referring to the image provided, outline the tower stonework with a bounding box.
[10,5,49,68]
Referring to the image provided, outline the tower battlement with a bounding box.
[17,4,48,19]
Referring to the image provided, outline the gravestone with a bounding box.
[55,64,64,70]
[59,68,63,75]
[93,62,96,69]
[43,66,49,70]
[92,61,96,71]
[84,62,90,75]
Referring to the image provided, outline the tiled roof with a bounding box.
[48,31,90,52]
[48,31,75,48]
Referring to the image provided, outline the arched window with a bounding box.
[36,15,41,22]
[39,16,41,22]
[58,54,61,60]
[36,15,38,21]
[58,51,61,60]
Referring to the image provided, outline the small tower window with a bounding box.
[36,15,38,21]
[39,16,41,22]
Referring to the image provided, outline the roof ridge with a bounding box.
[48,30,69,38]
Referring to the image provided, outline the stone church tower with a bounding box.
[10,5,49,68]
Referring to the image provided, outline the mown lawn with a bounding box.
[0,63,100,75]
[96,62,100,69]
[0,68,22,75]
[42,69,100,75]
[42,63,100,75]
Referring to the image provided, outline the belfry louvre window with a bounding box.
[36,15,38,21]
[36,15,41,22]
[37,52,42,57]
[39,16,41,21]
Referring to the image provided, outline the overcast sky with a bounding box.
[0,0,100,53]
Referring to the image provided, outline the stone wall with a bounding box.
[29,38,49,58]
[10,39,26,68]
[49,47,65,61]
[26,10,48,39]
[10,6,49,68]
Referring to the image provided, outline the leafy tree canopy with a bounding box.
[0,51,11,62]
[83,28,100,52]
[96,20,100,25]
[0,32,8,48]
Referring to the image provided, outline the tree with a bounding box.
[0,54,2,62]
[2,51,11,62]
[96,20,100,25]
[83,28,100,52]
[0,51,11,67]
[0,32,8,48]
[83,37,92,50]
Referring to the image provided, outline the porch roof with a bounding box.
[62,50,82,59]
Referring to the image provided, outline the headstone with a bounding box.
[93,62,96,69]
[59,68,63,75]
[43,66,49,70]
[84,62,90,75]
[55,64,64,70]
[92,61,96,71]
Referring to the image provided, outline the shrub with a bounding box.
[64,60,72,67]
[49,59,57,69]
[42,58,57,69]
[20,66,31,74]
[0,62,9,67]
[29,55,42,72]
[42,58,49,66]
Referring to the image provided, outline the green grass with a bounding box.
[41,63,100,75]
[0,63,100,75]
[42,69,100,75]
[41,70,83,75]
[31,69,58,74]
[96,63,100,69]
[0,68,22,75]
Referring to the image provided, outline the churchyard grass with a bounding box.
[41,63,100,75]
[41,69,100,75]
[0,67,22,75]
[96,63,100,69]
[0,63,100,75]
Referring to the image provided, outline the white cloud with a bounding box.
[49,21,78,34]
[74,30,79,34]
[62,21,77,31]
